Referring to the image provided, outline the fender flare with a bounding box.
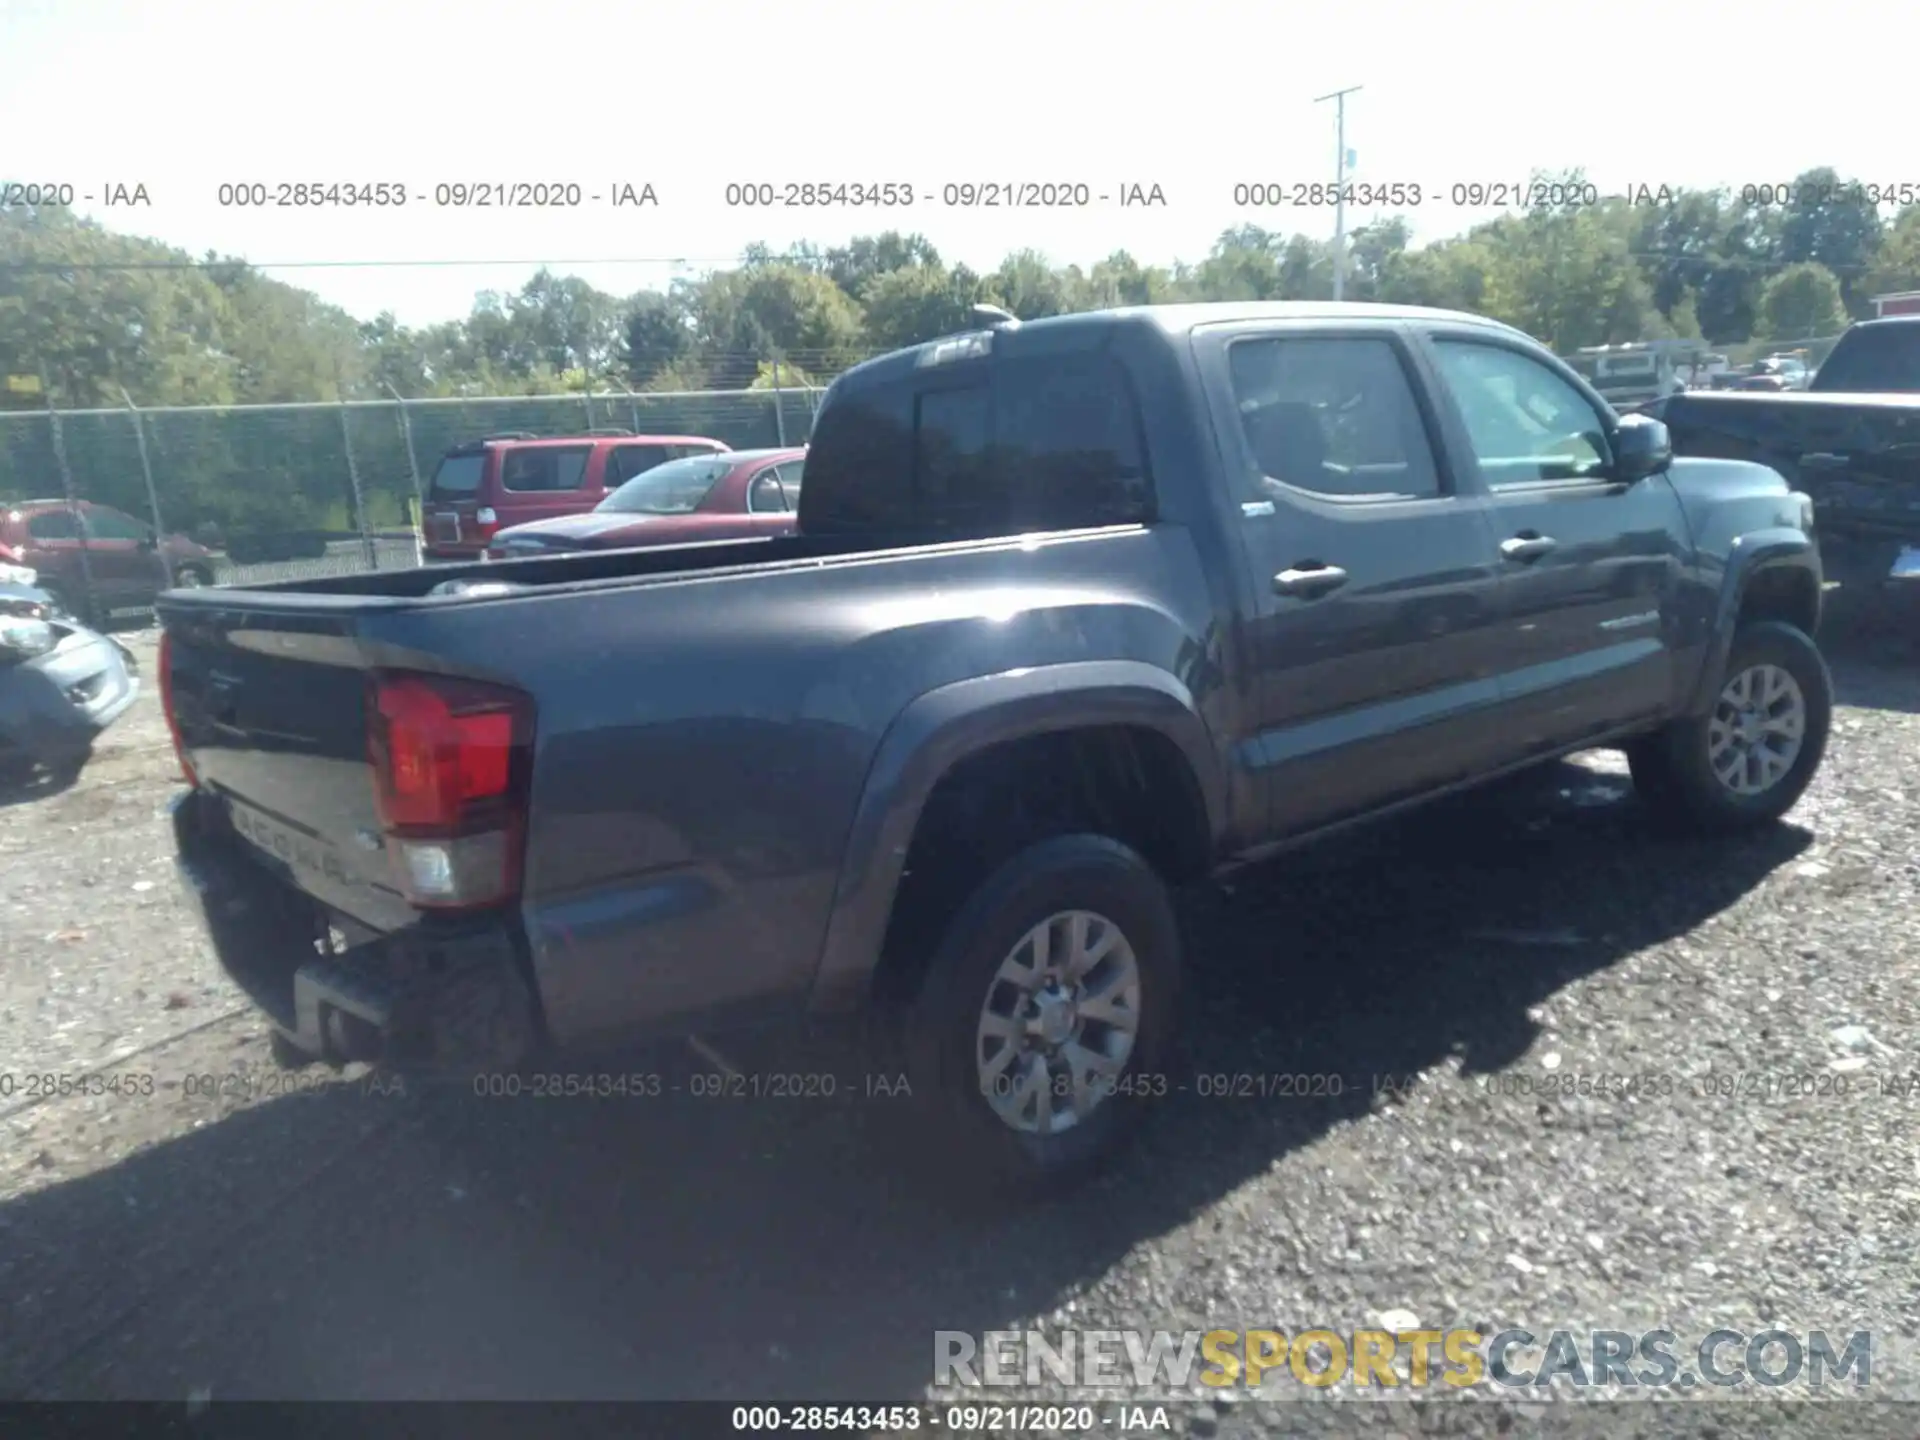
[806,660,1226,1012]
[1686,527,1821,714]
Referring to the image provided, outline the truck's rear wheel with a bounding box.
[1628,620,1831,832]
[905,834,1180,1194]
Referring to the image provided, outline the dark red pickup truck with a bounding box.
[422,431,728,561]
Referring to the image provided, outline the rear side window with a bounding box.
[429,452,485,497]
[1812,325,1920,392]
[500,446,591,493]
[28,509,80,540]
[746,468,789,512]
[85,507,151,541]
[775,458,804,503]
[607,444,674,485]
[1228,337,1441,501]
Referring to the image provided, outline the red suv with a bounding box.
[422,431,728,561]
[0,499,217,621]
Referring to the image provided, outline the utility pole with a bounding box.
[1314,84,1363,301]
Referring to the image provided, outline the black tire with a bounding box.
[43,748,90,788]
[268,1027,315,1070]
[904,833,1181,1196]
[1628,620,1832,833]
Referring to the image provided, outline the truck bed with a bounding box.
[167,531,884,610]
[157,518,1213,1045]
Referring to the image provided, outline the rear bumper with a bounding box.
[170,788,541,1068]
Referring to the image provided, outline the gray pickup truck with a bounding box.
[159,301,1832,1189]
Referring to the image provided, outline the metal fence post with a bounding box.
[610,376,641,432]
[41,373,98,620]
[119,387,167,542]
[383,382,425,567]
[337,400,378,571]
[772,359,788,446]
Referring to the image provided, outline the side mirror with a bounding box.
[1612,412,1672,482]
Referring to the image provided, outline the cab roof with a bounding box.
[829,301,1529,392]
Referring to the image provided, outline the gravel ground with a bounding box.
[1,617,1916,1438]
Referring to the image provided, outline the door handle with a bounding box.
[1500,534,1558,563]
[1272,564,1349,598]
[1800,452,1849,469]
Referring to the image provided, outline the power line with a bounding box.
[0,255,757,274]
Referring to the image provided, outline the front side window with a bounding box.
[85,507,151,541]
[1431,340,1610,486]
[1227,336,1442,501]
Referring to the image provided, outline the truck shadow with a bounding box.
[0,759,1810,1402]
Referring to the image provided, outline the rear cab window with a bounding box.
[500,446,592,493]
[801,346,1152,538]
[1811,324,1920,392]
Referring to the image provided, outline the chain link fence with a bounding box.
[0,383,824,618]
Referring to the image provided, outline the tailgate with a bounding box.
[163,607,410,932]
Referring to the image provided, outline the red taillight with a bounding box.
[367,672,533,910]
[157,632,198,787]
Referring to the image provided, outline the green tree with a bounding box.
[825,232,942,301]
[985,249,1075,318]
[0,205,237,408]
[1757,262,1847,341]
[1862,203,1920,302]
[1770,168,1883,314]
[691,263,867,386]
[619,291,694,388]
[861,263,988,349]
[1478,203,1660,350]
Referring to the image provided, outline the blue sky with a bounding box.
[1,0,1900,326]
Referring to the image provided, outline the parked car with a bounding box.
[0,569,140,784]
[1642,314,1920,604]
[158,301,1831,1192]
[485,447,807,559]
[422,430,730,561]
[0,499,216,622]
[1731,355,1811,393]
